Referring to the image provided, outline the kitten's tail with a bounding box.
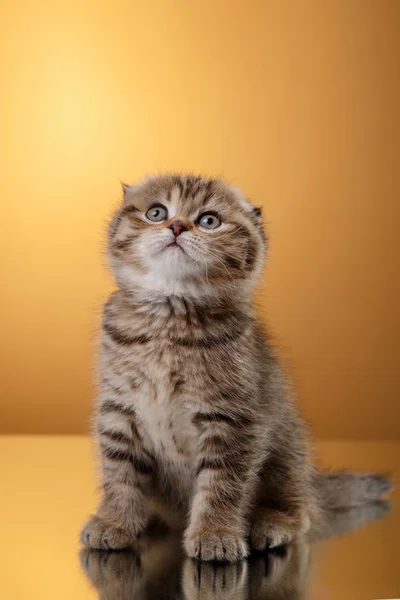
[309,471,393,541]
[314,470,393,509]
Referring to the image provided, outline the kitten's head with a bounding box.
[108,174,266,298]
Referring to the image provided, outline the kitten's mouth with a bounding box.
[165,241,185,254]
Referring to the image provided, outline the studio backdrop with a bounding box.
[1,0,399,438]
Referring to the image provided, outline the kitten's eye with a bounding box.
[198,213,221,230]
[146,205,168,222]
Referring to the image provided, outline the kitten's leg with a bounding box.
[184,410,260,562]
[250,450,314,550]
[81,400,156,550]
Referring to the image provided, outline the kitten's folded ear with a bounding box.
[121,182,129,195]
[229,185,263,220]
[121,182,134,202]
[248,205,263,227]
[248,205,267,245]
[121,182,143,203]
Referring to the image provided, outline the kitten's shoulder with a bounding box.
[103,290,134,323]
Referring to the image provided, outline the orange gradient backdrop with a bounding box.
[1,0,399,437]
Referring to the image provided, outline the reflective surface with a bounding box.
[80,538,309,600]
[1,437,398,599]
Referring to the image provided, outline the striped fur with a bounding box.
[81,173,391,561]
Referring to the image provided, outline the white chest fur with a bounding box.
[131,366,198,463]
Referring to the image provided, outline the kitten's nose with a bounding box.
[169,220,187,237]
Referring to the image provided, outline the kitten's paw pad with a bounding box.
[250,511,308,551]
[184,529,248,562]
[81,517,132,550]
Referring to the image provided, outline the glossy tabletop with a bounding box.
[0,436,398,599]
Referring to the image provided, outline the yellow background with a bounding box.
[1,0,399,438]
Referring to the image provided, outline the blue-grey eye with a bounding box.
[198,213,221,230]
[146,205,168,222]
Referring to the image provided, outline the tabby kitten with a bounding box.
[81,174,391,561]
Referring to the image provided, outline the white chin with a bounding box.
[150,245,201,280]
[115,248,205,297]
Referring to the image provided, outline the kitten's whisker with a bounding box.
[181,241,210,284]
[201,253,209,285]
[199,247,235,281]
[210,224,245,241]
[207,246,244,263]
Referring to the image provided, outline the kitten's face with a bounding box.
[108,174,266,297]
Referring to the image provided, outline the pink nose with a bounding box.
[169,220,187,237]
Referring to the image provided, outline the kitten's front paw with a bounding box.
[250,509,310,550]
[80,516,133,550]
[184,528,248,562]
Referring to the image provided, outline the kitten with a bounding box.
[81,174,391,561]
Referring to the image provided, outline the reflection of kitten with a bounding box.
[81,174,391,561]
[80,535,183,600]
[80,502,390,600]
[80,538,308,600]
[183,543,310,600]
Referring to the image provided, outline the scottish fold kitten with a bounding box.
[81,174,391,561]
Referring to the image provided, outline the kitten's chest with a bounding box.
[129,347,198,460]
